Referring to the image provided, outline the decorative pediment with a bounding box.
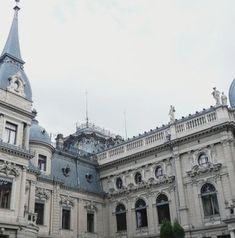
[187,162,222,178]
[60,195,74,207]
[35,187,50,200]
[0,161,20,177]
[7,72,25,97]
[84,201,97,211]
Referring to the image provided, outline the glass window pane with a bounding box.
[87,213,94,233]
[0,179,12,209]
[62,209,70,230]
[35,202,44,225]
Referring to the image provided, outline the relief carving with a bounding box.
[0,161,20,177]
[7,72,25,97]
[35,187,50,200]
[60,195,74,207]
[187,162,222,178]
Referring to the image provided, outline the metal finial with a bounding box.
[85,90,89,127]
[14,0,20,11]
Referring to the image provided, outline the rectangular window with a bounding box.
[62,208,70,230]
[87,212,94,233]
[38,155,47,172]
[4,122,17,145]
[0,178,12,209]
[35,202,44,225]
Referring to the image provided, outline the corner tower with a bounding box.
[0,0,34,150]
[0,0,32,103]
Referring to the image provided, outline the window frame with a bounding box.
[3,121,18,145]
[201,183,220,217]
[35,201,45,225]
[61,207,71,230]
[38,154,47,172]
[0,177,12,209]
[115,203,127,232]
[87,212,95,233]
[135,199,148,228]
[156,194,171,224]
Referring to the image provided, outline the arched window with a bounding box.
[201,183,219,217]
[135,199,148,228]
[134,172,142,184]
[155,166,163,178]
[116,204,127,231]
[198,153,209,166]
[116,177,123,189]
[156,194,171,224]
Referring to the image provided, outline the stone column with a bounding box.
[18,166,27,220]
[230,230,235,238]
[127,197,134,237]
[173,148,189,228]
[51,183,60,236]
[222,139,235,198]
[0,113,4,139]
[23,124,30,149]
[28,180,36,212]
[147,193,155,234]
[192,182,202,227]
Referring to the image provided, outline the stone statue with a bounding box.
[221,92,228,106]
[212,87,221,106]
[169,105,175,123]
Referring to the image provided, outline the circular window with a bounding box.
[134,172,142,184]
[155,166,163,178]
[198,153,208,166]
[116,177,123,189]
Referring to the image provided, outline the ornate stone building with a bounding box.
[1,2,235,238]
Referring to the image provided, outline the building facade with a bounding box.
[1,2,235,238]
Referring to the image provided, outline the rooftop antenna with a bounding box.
[124,110,128,140]
[85,90,89,127]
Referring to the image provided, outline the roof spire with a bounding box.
[1,0,23,62]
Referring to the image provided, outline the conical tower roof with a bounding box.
[0,1,32,101]
[1,4,23,62]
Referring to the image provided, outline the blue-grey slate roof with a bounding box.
[51,152,103,194]
[0,7,32,101]
[29,119,51,145]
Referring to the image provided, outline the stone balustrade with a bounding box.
[97,106,233,164]
[25,211,38,226]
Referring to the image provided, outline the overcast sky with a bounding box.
[0,0,235,138]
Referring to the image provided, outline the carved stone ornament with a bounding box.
[60,195,74,207]
[187,162,222,178]
[84,201,97,211]
[62,164,71,177]
[7,72,25,97]
[0,161,20,177]
[35,187,50,200]
[108,175,175,198]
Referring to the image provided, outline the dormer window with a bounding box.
[4,122,17,145]
[38,155,47,172]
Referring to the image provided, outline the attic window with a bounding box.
[86,173,93,183]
